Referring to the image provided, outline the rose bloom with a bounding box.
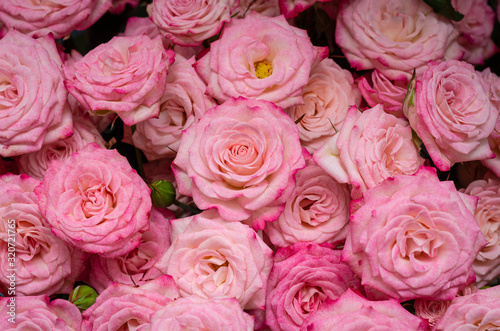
[195,11,322,109]
[264,157,350,247]
[342,167,487,301]
[17,118,105,180]
[172,97,305,230]
[461,175,500,287]
[88,207,173,293]
[0,295,82,330]
[300,289,427,331]
[404,60,498,171]
[336,0,462,81]
[414,299,451,327]
[0,0,111,39]
[0,174,86,296]
[156,210,273,310]
[285,57,361,153]
[433,285,500,331]
[132,54,216,161]
[451,0,497,65]
[358,69,407,118]
[149,296,254,331]
[35,143,151,258]
[63,34,174,126]
[0,29,73,158]
[148,0,237,47]
[109,0,140,14]
[314,104,424,200]
[82,275,179,331]
[265,242,358,331]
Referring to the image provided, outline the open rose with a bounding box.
[314,104,424,200]
[63,34,174,126]
[0,174,86,296]
[172,97,305,229]
[0,29,73,158]
[300,289,427,331]
[195,11,322,109]
[335,0,462,81]
[156,210,273,310]
[342,167,487,301]
[148,0,237,46]
[35,143,151,258]
[404,60,498,171]
[479,68,500,177]
[265,242,358,331]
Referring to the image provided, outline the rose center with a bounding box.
[294,285,326,316]
[254,60,273,79]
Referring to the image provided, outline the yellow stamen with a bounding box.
[254,61,273,79]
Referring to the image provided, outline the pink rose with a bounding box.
[0,295,82,330]
[265,242,358,331]
[0,0,111,39]
[0,29,73,158]
[462,175,500,287]
[109,0,140,14]
[172,97,305,229]
[132,54,216,161]
[149,296,254,331]
[82,275,179,331]
[0,174,86,296]
[195,11,323,109]
[264,157,350,247]
[342,167,487,301]
[17,118,105,180]
[414,299,451,327]
[147,0,236,46]
[88,207,173,293]
[433,286,500,331]
[35,143,151,258]
[404,60,498,171]
[279,0,331,19]
[300,289,427,331]
[479,68,500,177]
[314,104,424,200]
[358,69,407,117]
[451,0,497,64]
[156,210,273,310]
[285,57,361,153]
[335,0,462,81]
[63,34,175,126]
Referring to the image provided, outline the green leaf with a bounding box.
[69,285,98,312]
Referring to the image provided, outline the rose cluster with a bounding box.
[1,0,500,329]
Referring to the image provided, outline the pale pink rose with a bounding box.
[279,0,331,18]
[0,29,73,158]
[0,0,111,39]
[88,207,173,293]
[17,118,105,180]
[405,60,498,171]
[132,54,216,161]
[156,210,273,310]
[35,143,151,258]
[264,157,350,247]
[342,167,487,301]
[0,174,86,296]
[300,289,427,331]
[358,69,407,117]
[265,242,358,331]
[462,175,500,287]
[172,97,305,230]
[82,275,179,331]
[433,285,500,331]
[235,0,280,18]
[109,0,140,14]
[147,0,237,46]
[314,104,424,200]
[63,34,175,126]
[195,11,323,109]
[0,295,82,330]
[479,68,500,177]
[336,0,462,81]
[285,57,361,153]
[451,0,497,64]
[149,296,254,331]
[414,299,451,327]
